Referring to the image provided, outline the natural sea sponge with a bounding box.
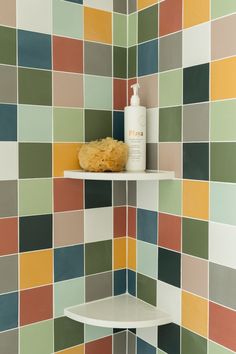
[78,137,128,172]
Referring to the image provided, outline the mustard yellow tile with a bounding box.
[20,250,53,290]
[84,7,112,44]
[211,57,236,101]
[183,180,209,220]
[138,0,158,10]
[184,0,210,28]
[53,143,81,177]
[128,238,136,271]
[182,291,208,337]
[114,238,126,270]
[58,344,84,354]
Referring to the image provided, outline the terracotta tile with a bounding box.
[114,79,127,110]
[159,0,182,36]
[53,36,83,73]
[128,207,136,238]
[53,143,81,177]
[84,7,112,44]
[0,217,18,255]
[53,72,83,107]
[159,143,182,178]
[54,178,83,212]
[158,213,181,251]
[85,336,112,354]
[138,74,158,108]
[54,211,84,247]
[114,207,126,238]
[0,0,16,27]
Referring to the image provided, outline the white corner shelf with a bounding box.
[64,294,172,329]
[64,170,175,181]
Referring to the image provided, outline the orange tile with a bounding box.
[184,0,210,28]
[182,291,208,337]
[183,180,209,220]
[128,237,136,270]
[84,7,112,44]
[20,250,53,290]
[59,345,84,354]
[53,143,81,177]
[114,238,126,270]
[138,0,158,10]
[211,56,236,101]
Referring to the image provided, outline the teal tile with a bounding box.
[85,325,112,343]
[159,180,182,216]
[137,240,157,278]
[53,108,84,142]
[85,75,112,110]
[159,69,183,107]
[113,13,127,47]
[211,100,236,141]
[20,320,53,354]
[211,182,236,226]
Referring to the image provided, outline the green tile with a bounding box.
[159,69,183,107]
[114,47,127,79]
[182,328,207,354]
[53,108,84,142]
[159,106,182,142]
[113,13,127,47]
[137,240,157,278]
[211,0,236,19]
[54,278,84,317]
[20,320,53,354]
[182,218,208,259]
[128,46,137,78]
[85,109,112,142]
[209,341,234,354]
[211,100,236,141]
[137,273,156,306]
[159,180,182,216]
[138,5,158,43]
[0,26,16,65]
[18,68,52,106]
[53,0,83,39]
[19,143,52,179]
[211,182,236,226]
[54,316,84,352]
[211,143,236,183]
[128,13,137,47]
[85,325,112,343]
[85,240,112,275]
[85,75,112,110]
[19,105,52,142]
[19,179,52,216]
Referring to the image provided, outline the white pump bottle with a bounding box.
[125,84,146,172]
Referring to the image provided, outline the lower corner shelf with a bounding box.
[64,294,172,329]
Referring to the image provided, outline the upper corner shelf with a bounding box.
[64,170,175,181]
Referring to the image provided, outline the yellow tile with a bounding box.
[58,345,84,354]
[211,57,236,101]
[20,250,53,290]
[128,237,136,270]
[183,180,209,220]
[84,7,112,44]
[182,291,208,337]
[138,0,158,10]
[53,143,81,177]
[184,0,210,28]
[114,238,126,270]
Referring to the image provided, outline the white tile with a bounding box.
[0,143,18,180]
[84,207,113,243]
[17,0,52,33]
[147,108,158,144]
[137,180,158,211]
[183,22,210,68]
[137,327,157,347]
[158,280,181,325]
[84,0,113,12]
[209,222,236,269]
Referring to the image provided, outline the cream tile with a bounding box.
[84,207,112,243]
[0,143,18,180]
[84,0,113,12]
[137,180,158,211]
[158,280,181,325]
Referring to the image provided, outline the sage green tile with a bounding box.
[53,0,83,39]
[209,341,234,354]
[18,68,52,106]
[85,240,112,275]
[54,278,84,317]
[113,13,127,47]
[182,218,208,259]
[128,46,136,78]
[159,180,182,216]
[159,106,182,142]
[159,69,183,107]
[20,320,53,354]
[53,108,84,142]
[182,328,207,354]
[54,317,84,352]
[114,47,127,78]
[19,179,52,216]
[138,5,158,43]
[85,109,112,142]
[210,182,236,226]
[0,26,16,65]
[211,143,236,183]
[19,105,52,142]
[211,0,236,19]
[85,325,112,343]
[137,273,156,306]
[128,13,137,47]
[85,75,112,110]
[137,240,157,278]
[211,100,236,141]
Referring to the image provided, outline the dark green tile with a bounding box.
[54,317,84,352]
[182,328,207,354]
[128,46,136,78]
[85,180,112,209]
[158,323,180,354]
[85,110,112,142]
[183,64,209,104]
[211,142,236,183]
[183,143,209,180]
[114,46,127,78]
[19,143,52,178]
[85,240,112,275]
[137,273,156,306]
[159,106,182,142]
[158,248,181,288]
[138,5,158,43]
[0,26,16,65]
[182,218,208,259]
[18,68,52,106]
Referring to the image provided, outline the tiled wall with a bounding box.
[0,0,128,353]
[127,0,236,354]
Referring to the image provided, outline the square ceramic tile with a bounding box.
[84,0,113,11]
[147,108,158,144]
[85,180,112,208]
[0,255,18,294]
[183,103,209,142]
[113,181,126,206]
[0,217,18,256]
[114,47,127,78]
[137,327,157,347]
[85,110,112,142]
[113,111,124,141]
[113,13,127,47]
[159,180,182,216]
[182,254,208,298]
[114,79,127,110]
[138,74,158,108]
[182,328,207,354]
[84,207,112,243]
[0,104,17,141]
[0,0,16,27]
[211,57,236,101]
[159,69,182,107]
[158,280,181,324]
[184,64,209,104]
[128,0,137,14]
[54,244,84,282]
[114,207,126,237]
[158,323,180,354]
[53,72,83,108]
[159,106,182,142]
[54,317,84,352]
[146,143,158,170]
[159,0,182,36]
[182,217,208,259]
[184,0,210,29]
[53,0,83,38]
[159,32,182,72]
[0,292,18,331]
[137,208,157,244]
[137,338,156,354]
[137,273,156,306]
[0,329,18,354]
[54,211,84,247]
[137,240,157,278]
[183,180,209,220]
[54,178,83,212]
[212,14,236,60]
[211,0,236,19]
[0,65,17,103]
[53,36,83,73]
[210,100,236,141]
[137,180,158,211]
[158,213,181,252]
[211,142,236,183]
[84,42,112,77]
[53,108,83,142]
[183,143,209,180]
[114,0,127,14]
[128,13,137,46]
[159,143,182,179]
[20,320,53,354]
[128,46,137,78]
[85,75,112,110]
[84,7,112,44]
[158,248,181,288]
[138,4,158,43]
[0,26,16,65]
[0,181,18,217]
[85,272,112,302]
[0,142,17,180]
[138,39,158,76]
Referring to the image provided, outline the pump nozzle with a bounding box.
[131,83,140,106]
